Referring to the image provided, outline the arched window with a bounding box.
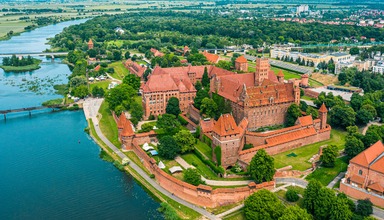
[358,170,363,175]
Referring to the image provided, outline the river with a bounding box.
[0,20,162,219]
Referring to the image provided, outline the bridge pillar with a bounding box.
[3,114,6,121]
[29,111,31,117]
[214,49,217,54]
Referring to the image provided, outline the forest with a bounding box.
[50,11,384,51]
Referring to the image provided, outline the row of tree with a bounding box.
[2,55,35,67]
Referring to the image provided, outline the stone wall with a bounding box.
[127,135,275,208]
[303,88,320,99]
[187,104,201,124]
[340,180,384,208]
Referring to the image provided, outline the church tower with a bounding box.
[255,57,270,86]
[319,103,328,130]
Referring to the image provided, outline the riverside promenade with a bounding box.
[82,98,219,220]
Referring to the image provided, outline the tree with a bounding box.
[183,168,202,186]
[244,189,284,220]
[356,109,374,125]
[313,187,336,219]
[92,86,105,97]
[345,136,365,159]
[69,76,87,88]
[87,48,97,58]
[124,51,131,59]
[123,74,141,91]
[330,196,353,220]
[105,84,136,111]
[194,89,209,109]
[71,85,89,98]
[195,80,202,91]
[130,101,143,125]
[174,130,195,153]
[112,50,122,61]
[350,47,360,55]
[363,128,381,148]
[278,206,312,220]
[202,67,210,88]
[361,104,377,118]
[286,104,302,127]
[200,98,218,118]
[306,106,319,119]
[157,202,179,220]
[337,193,356,212]
[321,145,338,167]
[166,97,181,116]
[156,114,180,133]
[330,105,356,129]
[158,135,180,160]
[303,180,322,215]
[216,60,232,70]
[249,149,275,183]
[140,123,153,133]
[285,188,299,202]
[356,199,373,217]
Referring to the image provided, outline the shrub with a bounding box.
[193,149,223,174]
[157,202,179,220]
[184,168,202,186]
[148,115,155,120]
[243,143,254,150]
[286,189,299,202]
[150,174,155,178]
[177,115,188,125]
[214,146,222,166]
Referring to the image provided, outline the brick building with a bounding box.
[141,65,233,119]
[150,48,164,57]
[201,104,330,168]
[211,57,300,130]
[234,56,248,71]
[123,59,147,80]
[341,141,384,208]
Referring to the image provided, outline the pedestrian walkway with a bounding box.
[327,172,345,188]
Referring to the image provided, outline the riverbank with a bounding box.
[0,59,41,72]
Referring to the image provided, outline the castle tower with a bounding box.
[235,56,248,72]
[88,39,94,50]
[277,70,284,83]
[255,57,270,86]
[319,103,328,130]
[301,74,309,87]
[294,86,300,105]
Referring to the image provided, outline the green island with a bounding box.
[0,55,42,72]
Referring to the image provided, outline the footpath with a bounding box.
[83,98,219,220]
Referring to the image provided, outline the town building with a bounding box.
[141,65,233,119]
[123,59,147,80]
[341,140,384,208]
[202,51,220,63]
[150,48,164,57]
[88,39,94,50]
[234,56,249,71]
[211,57,300,130]
[373,61,384,74]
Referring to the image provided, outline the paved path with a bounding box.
[175,156,195,169]
[300,99,316,107]
[327,172,345,188]
[362,122,382,135]
[85,99,218,220]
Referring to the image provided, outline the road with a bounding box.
[84,98,219,220]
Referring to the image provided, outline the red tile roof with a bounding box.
[350,141,384,168]
[350,175,365,185]
[367,182,383,193]
[202,51,220,63]
[117,113,127,129]
[200,119,215,133]
[124,59,147,78]
[297,115,314,126]
[370,156,384,174]
[213,114,240,136]
[121,119,134,137]
[277,70,284,77]
[88,39,93,45]
[319,103,328,113]
[235,56,248,63]
[266,127,317,146]
[94,65,101,71]
[150,48,164,57]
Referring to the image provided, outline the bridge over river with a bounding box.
[0,52,68,58]
[0,104,68,120]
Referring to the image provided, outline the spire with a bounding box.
[277,70,284,77]
[319,103,328,113]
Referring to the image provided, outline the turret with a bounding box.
[88,39,94,50]
[319,103,328,130]
[277,70,284,83]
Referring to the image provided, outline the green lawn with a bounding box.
[301,95,316,101]
[270,66,323,87]
[223,208,245,220]
[273,129,347,171]
[89,80,111,91]
[181,153,218,179]
[98,101,121,147]
[305,156,348,186]
[108,61,129,80]
[286,185,305,196]
[195,140,212,160]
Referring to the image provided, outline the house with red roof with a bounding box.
[201,51,220,63]
[150,48,164,57]
[234,56,248,71]
[124,59,147,80]
[341,140,384,208]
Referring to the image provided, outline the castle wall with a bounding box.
[341,181,384,208]
[243,103,291,130]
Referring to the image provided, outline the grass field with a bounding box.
[305,156,348,186]
[181,153,218,179]
[273,129,347,171]
[108,61,129,80]
[195,140,212,160]
[98,101,121,147]
[89,80,111,91]
[223,208,245,220]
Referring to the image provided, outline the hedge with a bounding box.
[193,149,224,174]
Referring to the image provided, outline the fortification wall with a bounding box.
[340,181,384,208]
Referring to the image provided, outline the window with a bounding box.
[358,170,362,175]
